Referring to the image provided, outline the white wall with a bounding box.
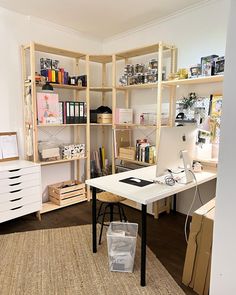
[210,0,236,293]
[103,0,228,65]
[103,0,230,214]
[0,7,102,199]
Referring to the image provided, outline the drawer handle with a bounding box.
[10,198,22,202]
[9,176,21,180]
[10,189,22,193]
[9,169,21,172]
[9,182,21,187]
[11,206,23,211]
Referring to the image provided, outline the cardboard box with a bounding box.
[182,199,215,295]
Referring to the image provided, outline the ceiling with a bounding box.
[0,0,208,39]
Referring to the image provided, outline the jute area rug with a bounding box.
[0,225,185,295]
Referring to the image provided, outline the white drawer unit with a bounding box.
[0,160,42,223]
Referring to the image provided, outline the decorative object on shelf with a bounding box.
[42,81,54,92]
[140,112,157,125]
[214,56,225,75]
[119,58,165,86]
[60,143,85,160]
[188,64,202,78]
[49,180,86,206]
[210,94,222,118]
[168,68,188,81]
[97,114,112,124]
[201,54,219,76]
[148,59,158,70]
[181,92,197,109]
[40,58,52,70]
[176,92,198,122]
[115,108,133,124]
[96,105,112,123]
[37,92,60,124]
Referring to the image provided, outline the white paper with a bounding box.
[0,135,18,159]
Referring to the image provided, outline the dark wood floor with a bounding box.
[0,202,196,295]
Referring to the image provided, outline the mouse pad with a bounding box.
[119,177,153,187]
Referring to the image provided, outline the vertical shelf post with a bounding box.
[86,54,91,200]
[29,41,38,163]
[112,54,117,174]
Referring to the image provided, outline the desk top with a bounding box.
[86,166,217,205]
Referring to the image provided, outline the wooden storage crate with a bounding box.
[48,180,86,206]
[119,147,136,160]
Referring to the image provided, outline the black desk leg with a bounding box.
[141,204,147,287]
[173,194,177,213]
[92,187,97,253]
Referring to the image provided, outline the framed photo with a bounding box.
[210,94,223,118]
[0,132,19,162]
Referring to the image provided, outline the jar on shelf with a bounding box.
[124,64,134,76]
[135,63,145,74]
[149,58,158,70]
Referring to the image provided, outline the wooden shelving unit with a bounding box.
[40,197,87,214]
[88,54,113,174]
[37,123,87,127]
[89,87,112,92]
[116,83,158,90]
[112,42,177,173]
[117,157,153,167]
[162,75,224,86]
[39,157,87,166]
[36,83,86,91]
[21,42,90,215]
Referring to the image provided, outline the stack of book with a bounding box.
[135,139,156,164]
[59,101,87,124]
[41,68,69,84]
[91,146,109,177]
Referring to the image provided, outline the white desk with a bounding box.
[86,166,217,286]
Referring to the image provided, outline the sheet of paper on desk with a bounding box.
[0,135,18,159]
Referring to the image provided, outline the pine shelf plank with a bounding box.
[40,197,87,214]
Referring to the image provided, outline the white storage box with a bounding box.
[115,108,133,124]
[107,222,138,272]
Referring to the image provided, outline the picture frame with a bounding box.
[0,132,19,162]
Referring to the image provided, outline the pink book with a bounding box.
[37,92,60,124]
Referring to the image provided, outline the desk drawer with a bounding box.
[0,178,41,194]
[0,174,41,193]
[0,166,40,180]
[0,186,41,204]
[0,192,41,212]
[0,201,41,223]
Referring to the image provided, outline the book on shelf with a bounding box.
[59,101,87,124]
[135,139,156,164]
[37,92,60,125]
[91,146,109,176]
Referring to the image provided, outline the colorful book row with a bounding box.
[41,69,69,84]
[136,140,156,164]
